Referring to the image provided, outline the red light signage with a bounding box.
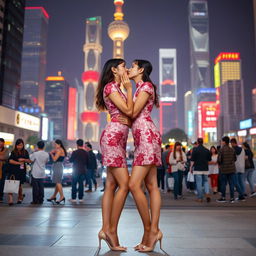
[67,88,77,140]
[215,52,240,64]
[198,102,217,138]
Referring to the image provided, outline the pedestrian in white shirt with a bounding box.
[30,141,49,204]
[169,142,187,200]
[208,146,219,194]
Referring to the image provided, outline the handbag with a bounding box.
[187,172,194,183]
[3,175,20,194]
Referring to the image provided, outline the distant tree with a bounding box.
[26,135,39,146]
[162,128,188,144]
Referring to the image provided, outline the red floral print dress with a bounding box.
[100,81,129,168]
[132,81,162,166]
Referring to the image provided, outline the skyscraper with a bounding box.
[19,7,49,113]
[108,0,129,58]
[0,0,5,65]
[214,52,244,138]
[184,91,193,139]
[188,0,210,140]
[0,0,26,109]
[189,0,210,91]
[45,73,69,140]
[81,16,102,143]
[159,49,177,135]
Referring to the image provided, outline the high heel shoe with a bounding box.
[56,197,65,204]
[17,194,25,204]
[134,243,145,251]
[98,230,127,251]
[47,197,56,202]
[138,230,163,252]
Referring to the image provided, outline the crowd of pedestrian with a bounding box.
[0,138,98,206]
[157,136,256,203]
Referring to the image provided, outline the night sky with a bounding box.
[26,0,256,130]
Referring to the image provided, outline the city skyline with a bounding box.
[26,0,255,130]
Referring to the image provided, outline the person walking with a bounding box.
[0,138,9,203]
[8,139,31,205]
[208,146,219,194]
[157,148,165,192]
[217,136,237,203]
[169,142,187,200]
[85,142,98,192]
[190,138,211,203]
[162,145,172,192]
[231,138,246,201]
[47,139,67,204]
[69,139,88,202]
[243,142,256,197]
[30,141,49,204]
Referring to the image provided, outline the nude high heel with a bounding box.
[98,230,127,251]
[134,243,145,251]
[138,230,163,252]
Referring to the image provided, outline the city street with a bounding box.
[0,182,256,256]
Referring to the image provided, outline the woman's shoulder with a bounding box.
[104,81,119,96]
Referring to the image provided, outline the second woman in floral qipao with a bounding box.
[95,59,133,251]
[127,60,163,252]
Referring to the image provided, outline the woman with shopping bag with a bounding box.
[169,142,187,200]
[7,139,31,205]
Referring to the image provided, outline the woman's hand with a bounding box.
[121,73,132,90]
[18,158,25,162]
[118,115,132,128]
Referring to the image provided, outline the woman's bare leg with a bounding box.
[57,183,64,199]
[142,166,161,249]
[129,165,152,245]
[108,167,129,246]
[102,169,117,232]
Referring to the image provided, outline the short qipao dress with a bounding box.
[100,81,129,168]
[132,81,162,166]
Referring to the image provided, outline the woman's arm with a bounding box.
[50,150,61,162]
[169,152,177,165]
[108,74,133,117]
[132,92,151,119]
[9,159,22,165]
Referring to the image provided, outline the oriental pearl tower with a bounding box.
[108,0,130,58]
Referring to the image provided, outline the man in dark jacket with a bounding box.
[190,138,211,202]
[85,142,98,192]
[69,139,88,202]
[217,136,237,203]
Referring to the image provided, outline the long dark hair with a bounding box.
[55,139,67,156]
[173,141,183,161]
[210,146,218,155]
[133,59,159,107]
[13,138,25,155]
[96,58,125,111]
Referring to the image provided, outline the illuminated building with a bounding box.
[0,0,26,109]
[159,49,177,135]
[45,72,69,140]
[0,0,5,65]
[188,0,210,140]
[81,16,102,143]
[20,7,49,113]
[184,91,193,138]
[197,101,217,143]
[108,0,129,58]
[252,88,256,114]
[214,52,244,139]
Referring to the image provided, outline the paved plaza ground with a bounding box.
[0,182,256,256]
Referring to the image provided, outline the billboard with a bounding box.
[67,87,77,141]
[159,49,177,102]
[198,101,217,141]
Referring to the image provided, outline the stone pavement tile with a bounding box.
[0,234,62,246]
[209,248,256,256]
[192,229,256,238]
[163,238,254,249]
[243,238,256,248]
[37,220,79,228]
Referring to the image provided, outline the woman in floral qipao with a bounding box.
[126,60,163,252]
[95,59,133,251]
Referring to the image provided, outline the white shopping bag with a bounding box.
[187,172,194,183]
[4,175,20,194]
[167,177,174,190]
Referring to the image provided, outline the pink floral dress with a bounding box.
[132,81,162,166]
[100,81,129,168]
